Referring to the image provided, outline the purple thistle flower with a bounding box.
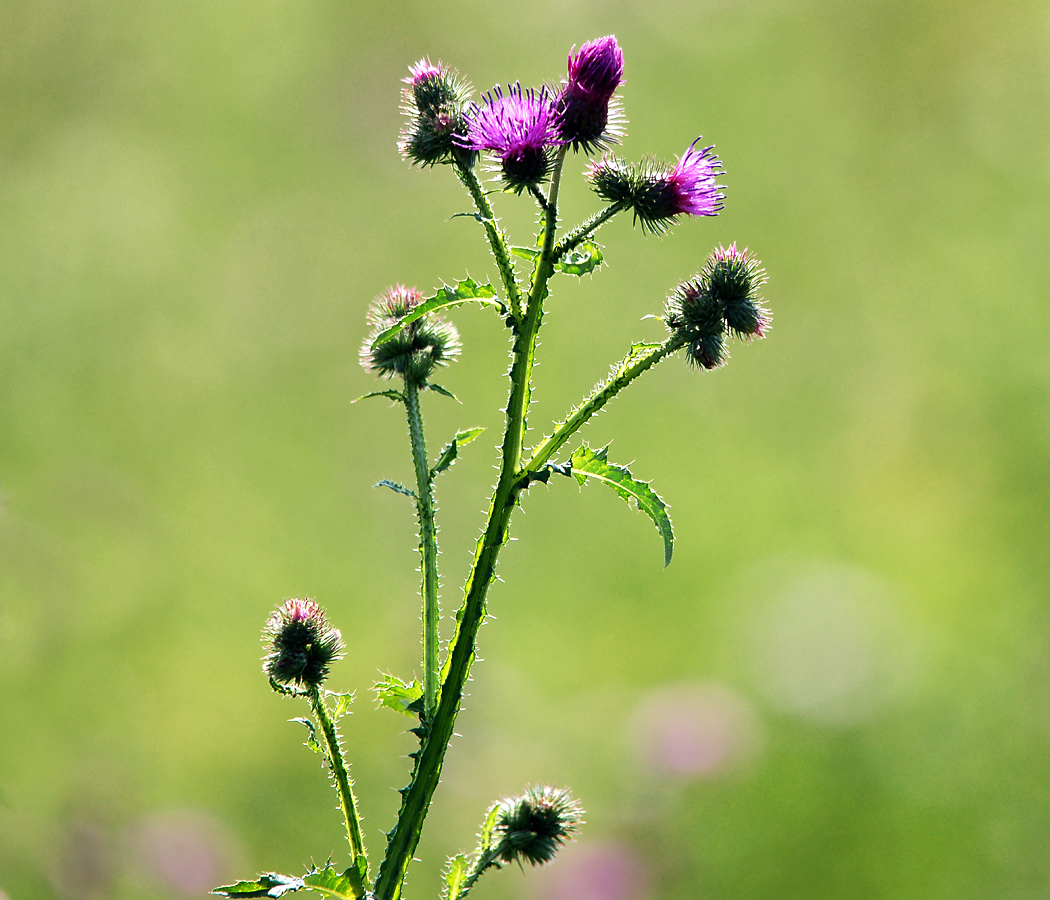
[556,35,626,153]
[462,84,562,193]
[664,140,724,217]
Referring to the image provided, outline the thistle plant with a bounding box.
[215,35,770,900]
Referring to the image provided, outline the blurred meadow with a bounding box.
[2,0,1050,898]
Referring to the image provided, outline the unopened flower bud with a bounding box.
[399,59,476,169]
[491,786,583,866]
[262,598,345,689]
[555,35,626,153]
[360,285,461,384]
[703,244,770,338]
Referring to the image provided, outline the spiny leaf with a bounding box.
[555,241,604,277]
[443,854,470,900]
[290,717,323,755]
[325,690,354,720]
[432,427,486,478]
[510,246,539,262]
[373,674,424,717]
[569,443,674,567]
[479,802,501,852]
[370,279,502,349]
[427,383,459,401]
[212,873,303,897]
[352,390,403,404]
[302,861,367,900]
[376,479,415,499]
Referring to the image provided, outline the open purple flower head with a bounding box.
[664,140,724,217]
[556,35,626,153]
[461,84,562,193]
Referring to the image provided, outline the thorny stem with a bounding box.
[553,200,628,262]
[374,148,569,900]
[455,164,525,323]
[308,686,367,873]
[404,379,440,721]
[525,330,689,474]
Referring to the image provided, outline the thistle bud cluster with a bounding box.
[399,59,476,169]
[262,598,345,689]
[665,244,770,369]
[489,786,583,866]
[589,138,724,234]
[360,285,461,383]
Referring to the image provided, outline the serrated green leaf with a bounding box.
[479,802,501,852]
[432,427,486,478]
[352,390,403,404]
[376,479,415,499]
[427,383,458,401]
[510,246,539,262]
[444,854,470,900]
[569,443,674,567]
[325,690,354,720]
[373,674,424,717]
[555,241,604,276]
[370,279,501,349]
[302,862,366,900]
[212,873,303,897]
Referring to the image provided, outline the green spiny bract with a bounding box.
[490,786,583,866]
[399,59,477,169]
[665,245,769,369]
[361,285,461,384]
[262,598,345,689]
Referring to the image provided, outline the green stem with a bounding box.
[374,149,568,900]
[309,686,368,873]
[455,164,524,323]
[525,331,688,474]
[404,380,440,721]
[553,200,628,262]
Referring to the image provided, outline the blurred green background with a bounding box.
[2,1,1049,898]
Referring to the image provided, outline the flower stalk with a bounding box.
[309,685,368,871]
[404,379,440,720]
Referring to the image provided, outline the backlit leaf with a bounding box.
[432,427,486,478]
[568,443,674,566]
[374,674,424,717]
[370,279,501,349]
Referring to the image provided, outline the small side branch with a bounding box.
[454,164,525,323]
[524,331,688,474]
[553,201,628,263]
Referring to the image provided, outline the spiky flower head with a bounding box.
[399,59,476,169]
[705,244,770,338]
[262,598,345,689]
[555,35,626,153]
[491,786,584,866]
[461,84,562,193]
[361,285,461,384]
[588,138,724,234]
[664,245,769,370]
